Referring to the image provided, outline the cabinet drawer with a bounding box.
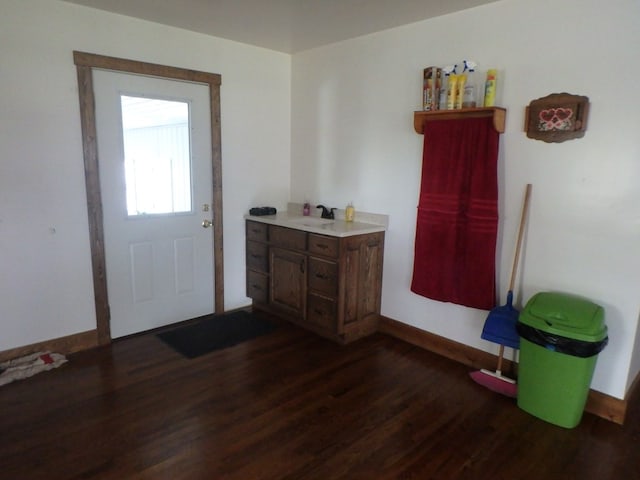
[246,220,268,242]
[247,270,269,303]
[308,234,339,258]
[307,293,337,332]
[308,257,338,297]
[270,225,307,250]
[246,240,268,272]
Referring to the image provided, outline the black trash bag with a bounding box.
[516,322,608,358]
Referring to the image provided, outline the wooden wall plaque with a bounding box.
[524,93,589,143]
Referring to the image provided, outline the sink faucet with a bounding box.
[316,205,336,219]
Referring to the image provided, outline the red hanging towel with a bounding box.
[411,116,499,310]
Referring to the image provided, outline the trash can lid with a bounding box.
[519,292,606,342]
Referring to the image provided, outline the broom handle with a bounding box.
[508,184,532,292]
[496,344,505,374]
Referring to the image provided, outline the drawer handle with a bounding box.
[316,244,329,250]
[251,284,263,291]
[250,253,262,259]
[313,308,324,315]
[315,273,329,280]
[300,259,305,274]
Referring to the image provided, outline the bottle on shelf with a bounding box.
[462,60,478,108]
[484,69,497,107]
[439,65,456,110]
[455,74,466,110]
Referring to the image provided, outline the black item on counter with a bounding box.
[249,206,277,216]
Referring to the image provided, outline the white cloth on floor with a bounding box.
[0,351,67,386]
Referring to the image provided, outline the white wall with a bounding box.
[0,0,290,349]
[3,0,639,402]
[292,0,640,399]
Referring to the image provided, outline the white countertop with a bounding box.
[244,211,386,237]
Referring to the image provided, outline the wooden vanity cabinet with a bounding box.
[245,220,384,344]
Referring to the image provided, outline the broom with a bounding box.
[470,184,532,398]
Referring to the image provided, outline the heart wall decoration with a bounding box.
[524,93,590,143]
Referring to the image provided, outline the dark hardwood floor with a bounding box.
[1,314,638,480]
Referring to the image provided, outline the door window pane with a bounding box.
[120,95,192,216]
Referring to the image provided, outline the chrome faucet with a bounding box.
[316,205,336,219]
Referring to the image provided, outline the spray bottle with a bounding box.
[439,65,456,110]
[446,74,459,110]
[455,73,466,110]
[462,60,478,108]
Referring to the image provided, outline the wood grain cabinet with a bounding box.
[245,221,269,303]
[270,247,306,317]
[245,220,384,344]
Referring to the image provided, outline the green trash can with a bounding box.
[516,292,608,428]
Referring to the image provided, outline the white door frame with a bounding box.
[74,51,224,345]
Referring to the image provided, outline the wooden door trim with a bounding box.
[73,51,224,345]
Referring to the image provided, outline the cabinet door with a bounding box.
[343,233,384,325]
[270,247,307,317]
[358,233,384,320]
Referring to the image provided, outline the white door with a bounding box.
[93,70,214,338]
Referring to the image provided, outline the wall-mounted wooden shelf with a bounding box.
[414,107,506,134]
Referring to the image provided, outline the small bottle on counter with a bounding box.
[345,202,355,222]
[303,202,311,216]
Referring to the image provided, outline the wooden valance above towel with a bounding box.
[414,107,506,134]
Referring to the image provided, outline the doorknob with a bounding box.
[202,219,213,228]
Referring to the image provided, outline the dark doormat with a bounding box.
[157,310,276,359]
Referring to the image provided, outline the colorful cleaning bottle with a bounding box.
[439,65,456,110]
[455,73,466,110]
[446,65,459,110]
[484,69,497,107]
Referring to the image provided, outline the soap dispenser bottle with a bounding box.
[345,202,355,222]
